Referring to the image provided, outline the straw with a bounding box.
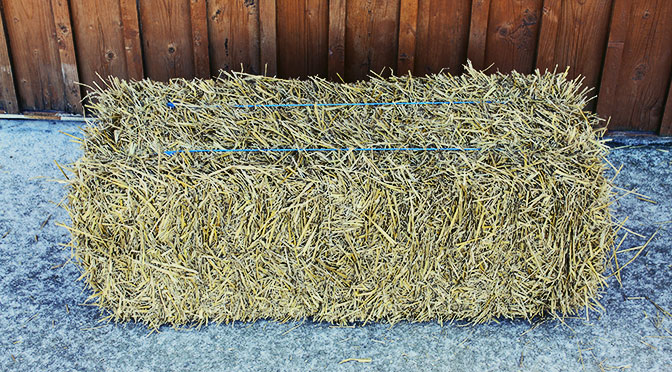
[61,62,615,329]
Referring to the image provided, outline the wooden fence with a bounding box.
[0,0,671,134]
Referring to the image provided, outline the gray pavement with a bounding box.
[0,120,670,371]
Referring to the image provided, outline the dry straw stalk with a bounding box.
[62,63,614,329]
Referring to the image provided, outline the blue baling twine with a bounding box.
[165,147,482,156]
[164,100,501,155]
[166,100,505,109]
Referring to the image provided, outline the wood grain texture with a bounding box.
[535,0,613,110]
[277,0,328,78]
[0,10,18,113]
[207,0,260,75]
[0,0,671,133]
[3,0,68,111]
[70,0,128,93]
[484,0,543,74]
[345,0,401,81]
[119,0,144,80]
[328,0,346,81]
[661,81,672,135]
[139,0,194,81]
[595,0,630,123]
[467,0,492,70]
[259,0,277,76]
[535,0,561,71]
[190,0,210,79]
[50,0,82,113]
[597,0,672,132]
[397,0,418,75]
[415,0,471,75]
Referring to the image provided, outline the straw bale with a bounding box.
[62,64,614,328]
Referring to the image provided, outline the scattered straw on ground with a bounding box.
[61,63,615,329]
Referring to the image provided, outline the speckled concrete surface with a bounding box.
[0,120,670,371]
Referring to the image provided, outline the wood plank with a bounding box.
[258,0,277,76]
[535,0,613,111]
[305,0,328,77]
[415,0,471,75]
[207,0,260,74]
[596,0,631,127]
[535,0,561,72]
[70,0,129,95]
[597,0,672,132]
[119,0,144,80]
[484,0,543,74]
[0,112,84,121]
[661,80,672,135]
[345,0,401,81]
[50,0,82,113]
[3,0,67,111]
[0,10,18,113]
[138,0,195,81]
[190,0,210,79]
[328,0,346,81]
[467,0,492,70]
[277,0,328,78]
[397,0,418,75]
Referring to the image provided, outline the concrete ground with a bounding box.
[0,120,670,372]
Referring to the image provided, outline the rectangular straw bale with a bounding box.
[63,63,614,328]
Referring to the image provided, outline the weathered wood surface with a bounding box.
[536,0,613,110]
[1,0,672,133]
[0,9,18,113]
[597,0,672,131]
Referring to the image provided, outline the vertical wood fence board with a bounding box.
[138,0,194,81]
[598,0,672,131]
[0,9,18,113]
[50,0,82,113]
[328,0,346,81]
[2,0,67,111]
[661,81,672,135]
[415,0,471,75]
[304,0,328,78]
[596,0,630,126]
[276,0,305,78]
[485,0,543,74]
[277,0,328,78]
[190,0,210,79]
[345,0,401,81]
[0,0,670,133]
[258,0,277,76]
[207,0,260,75]
[119,0,144,80]
[620,0,672,132]
[397,0,418,75]
[70,0,128,95]
[535,0,560,73]
[467,0,491,70]
[536,0,613,111]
